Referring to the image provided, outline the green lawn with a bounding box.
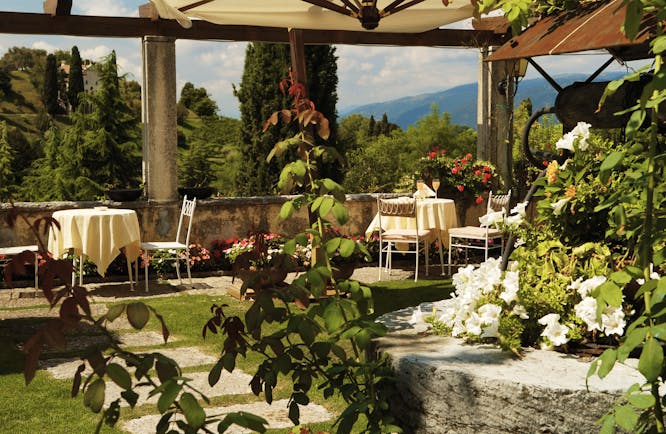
[0,276,452,433]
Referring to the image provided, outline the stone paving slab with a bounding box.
[105,370,254,407]
[117,331,174,347]
[41,346,217,380]
[123,399,332,434]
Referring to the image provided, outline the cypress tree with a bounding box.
[368,115,376,137]
[67,46,84,111]
[42,54,60,115]
[234,43,339,196]
[0,121,14,200]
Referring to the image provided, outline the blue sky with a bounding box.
[0,1,649,119]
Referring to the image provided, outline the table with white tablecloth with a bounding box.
[365,198,458,247]
[48,208,142,279]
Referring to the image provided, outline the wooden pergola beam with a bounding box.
[0,12,506,47]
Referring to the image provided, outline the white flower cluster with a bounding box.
[418,258,526,339]
[570,276,626,336]
[406,255,630,349]
[555,121,591,152]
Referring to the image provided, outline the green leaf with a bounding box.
[157,380,182,414]
[618,327,648,361]
[597,348,617,379]
[179,392,205,429]
[638,337,663,382]
[83,379,106,413]
[218,412,268,433]
[339,238,356,258]
[599,281,623,307]
[332,202,349,225]
[325,237,341,254]
[653,35,666,54]
[599,414,615,434]
[599,151,624,174]
[106,363,132,390]
[324,302,345,333]
[318,196,334,218]
[279,201,295,220]
[615,404,638,432]
[628,393,655,409]
[105,304,125,322]
[156,358,179,383]
[126,302,150,329]
[209,359,223,386]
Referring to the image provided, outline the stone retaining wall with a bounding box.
[1,195,486,248]
[377,305,642,434]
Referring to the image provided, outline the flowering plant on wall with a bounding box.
[417,147,499,223]
[413,124,649,355]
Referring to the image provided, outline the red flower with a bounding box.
[481,178,488,184]
[474,169,482,176]
[457,185,465,192]
[542,160,549,167]
[466,153,473,160]
[475,196,484,205]
[484,173,492,180]
[451,167,459,175]
[440,149,446,155]
[428,151,437,159]
[461,158,468,165]
[433,145,440,151]
[483,166,491,172]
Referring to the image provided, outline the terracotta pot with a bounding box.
[237,267,288,290]
[106,188,143,202]
[331,261,357,281]
[178,186,214,199]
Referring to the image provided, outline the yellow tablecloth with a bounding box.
[48,208,142,276]
[365,198,459,247]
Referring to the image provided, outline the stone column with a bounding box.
[142,36,178,203]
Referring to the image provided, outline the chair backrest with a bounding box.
[175,195,197,245]
[377,197,421,235]
[378,197,416,218]
[487,190,512,214]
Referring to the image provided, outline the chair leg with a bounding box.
[414,241,419,282]
[186,252,192,287]
[378,240,383,281]
[425,241,430,277]
[126,255,134,291]
[448,237,453,276]
[175,257,182,285]
[33,252,39,290]
[144,251,150,293]
[437,238,445,276]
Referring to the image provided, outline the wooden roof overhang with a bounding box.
[0,11,507,47]
[487,0,654,62]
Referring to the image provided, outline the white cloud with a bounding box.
[74,0,138,17]
[31,41,60,53]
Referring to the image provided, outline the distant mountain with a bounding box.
[339,72,626,130]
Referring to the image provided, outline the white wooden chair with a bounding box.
[141,196,196,291]
[447,190,512,274]
[0,245,39,289]
[377,197,433,282]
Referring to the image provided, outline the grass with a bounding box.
[0,275,452,433]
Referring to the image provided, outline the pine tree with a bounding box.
[23,51,141,200]
[368,115,376,137]
[67,46,84,111]
[0,121,15,200]
[42,54,60,115]
[234,43,338,196]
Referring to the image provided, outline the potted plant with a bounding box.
[178,140,216,199]
[417,147,499,225]
[225,232,295,294]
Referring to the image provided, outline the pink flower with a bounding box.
[457,185,465,192]
[475,196,484,205]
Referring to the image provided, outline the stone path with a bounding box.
[3,267,422,432]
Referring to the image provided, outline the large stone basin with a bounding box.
[377,304,643,434]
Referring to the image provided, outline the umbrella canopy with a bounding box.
[150,0,476,33]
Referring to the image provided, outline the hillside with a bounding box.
[340,72,627,129]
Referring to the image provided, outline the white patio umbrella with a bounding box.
[149,0,476,32]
